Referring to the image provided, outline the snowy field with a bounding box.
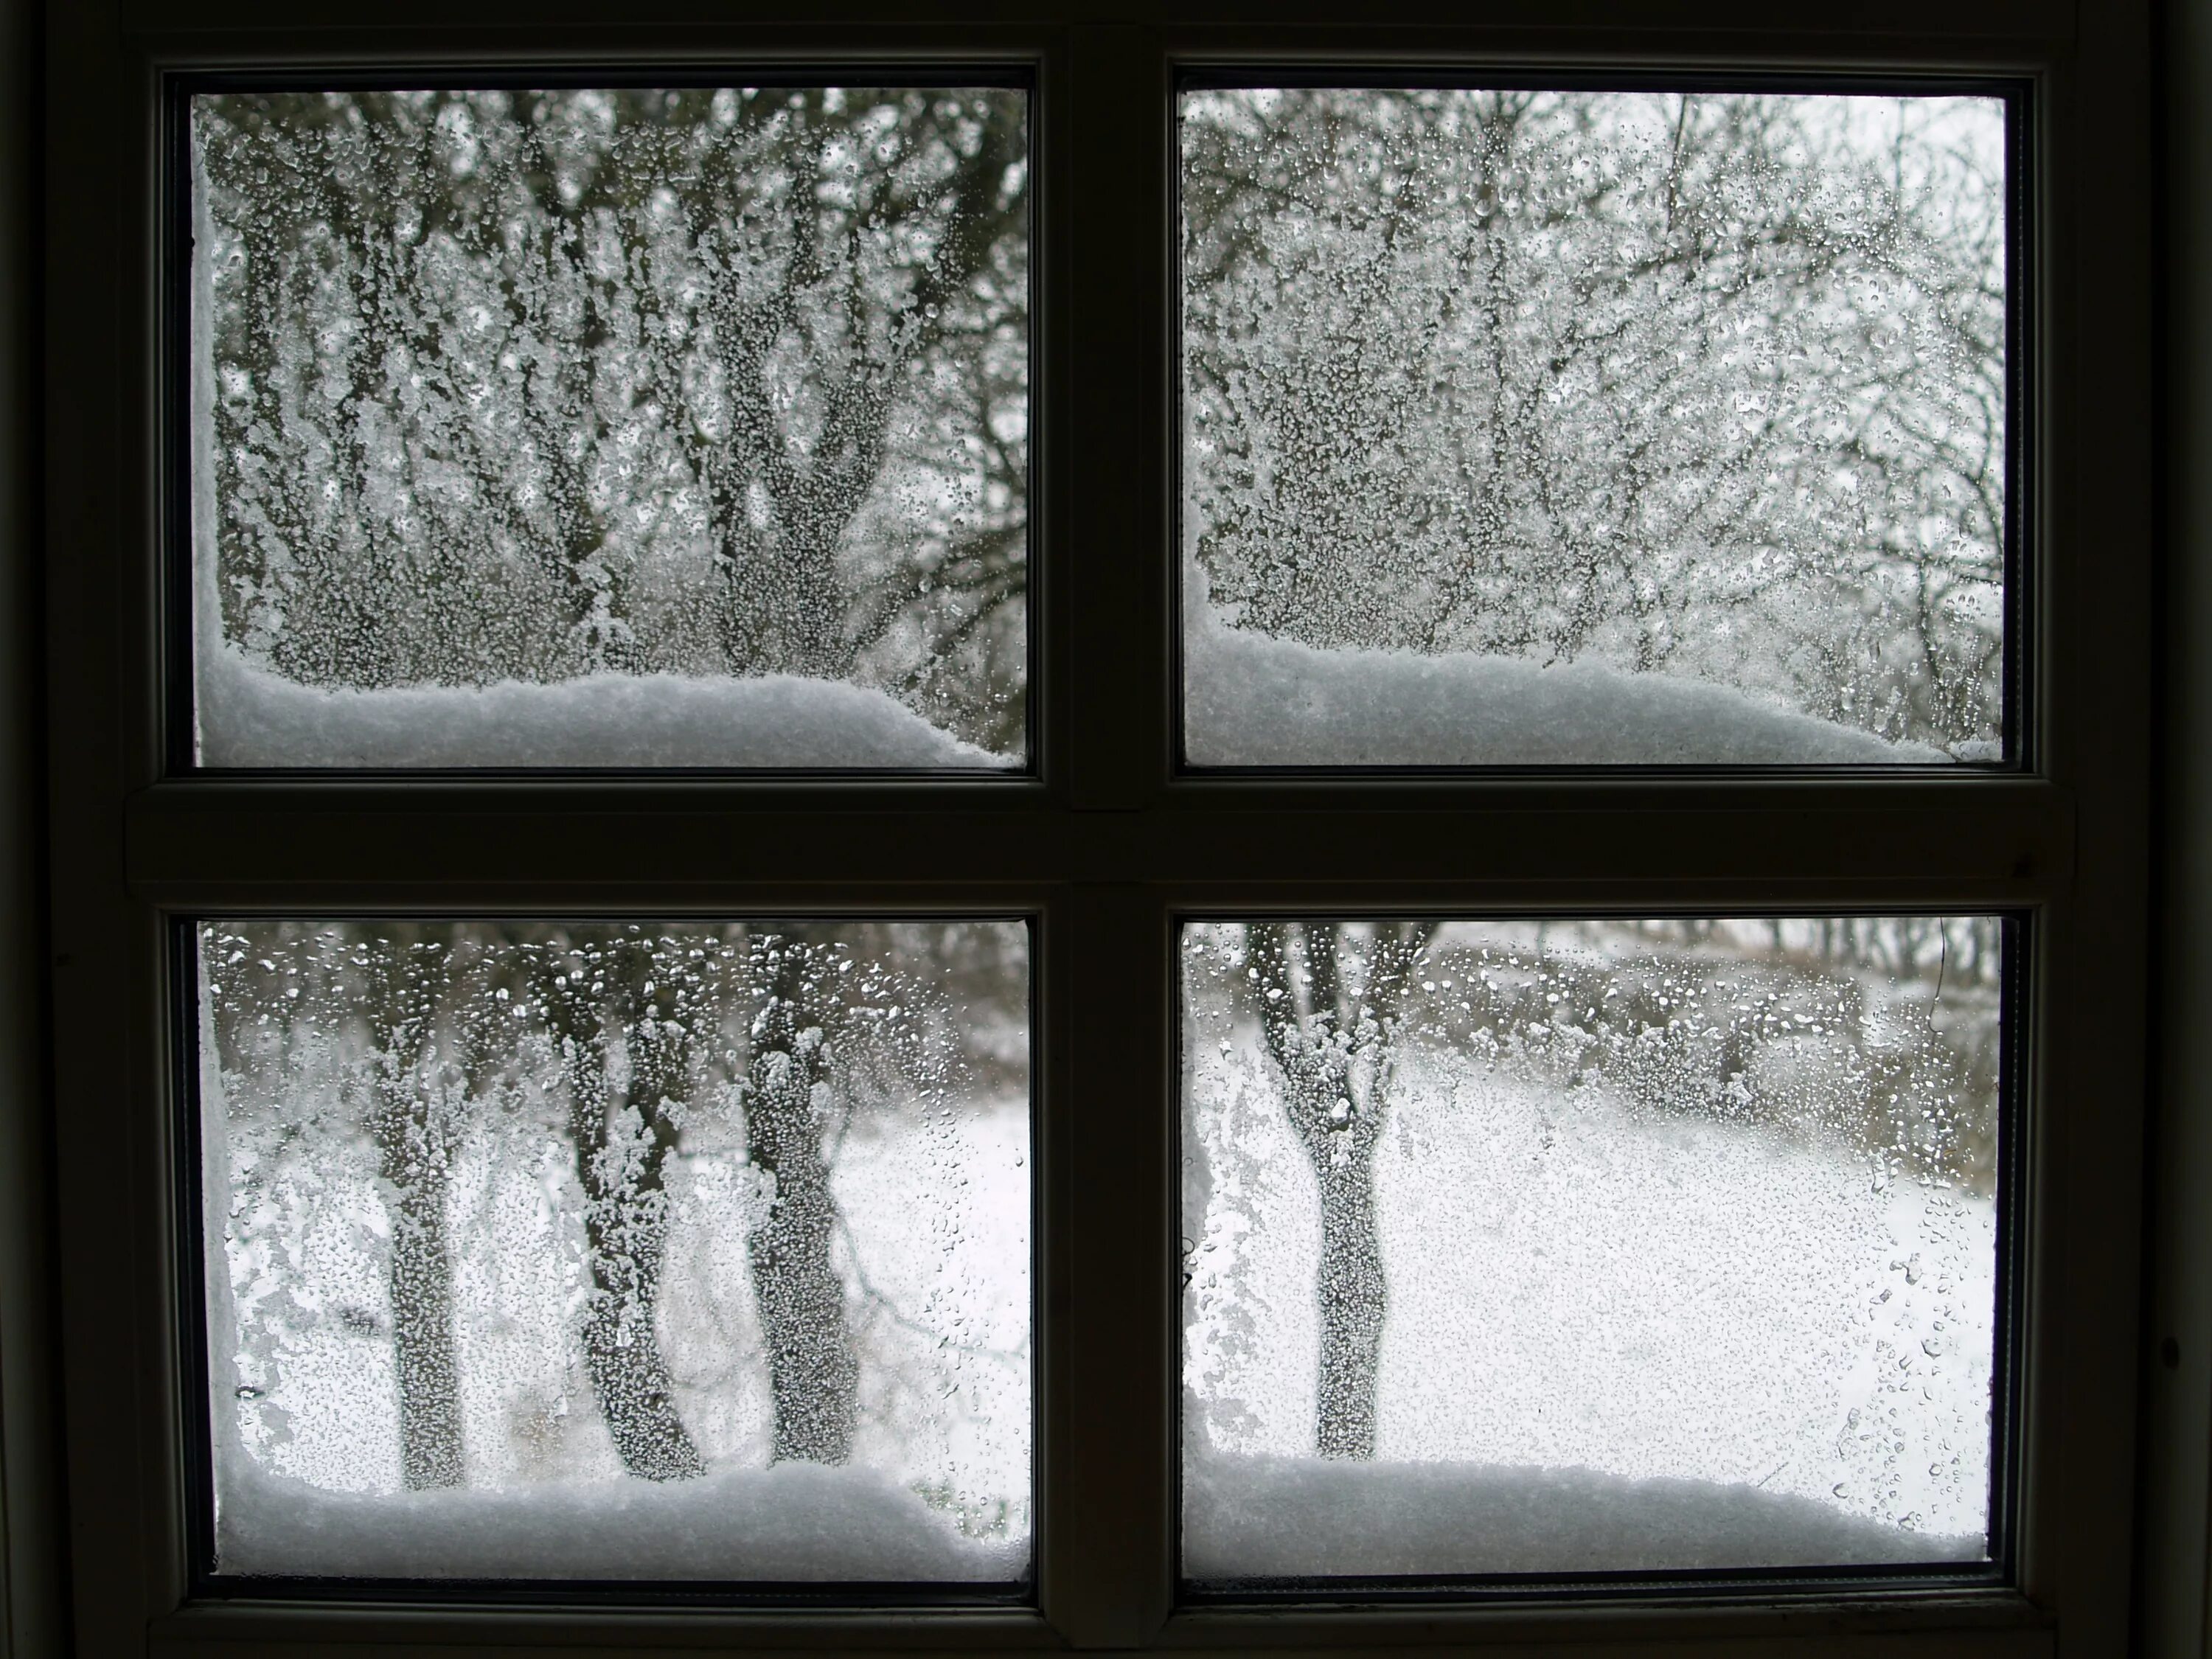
[194,555,1961,773]
[1182,925,1997,1579]
[207,1060,1032,1582]
[199,581,1973,773]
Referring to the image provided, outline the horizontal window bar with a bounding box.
[145,1589,2050,1657]
[117,4,2079,54]
[124,787,2073,903]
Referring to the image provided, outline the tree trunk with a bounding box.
[575,1173,704,1484]
[542,935,707,1482]
[1248,920,1432,1460]
[1311,1154,1386,1458]
[701,91,1028,686]
[742,932,860,1464]
[379,1118,463,1489]
[362,931,465,1490]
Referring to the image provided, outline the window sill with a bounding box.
[144,1585,2055,1656]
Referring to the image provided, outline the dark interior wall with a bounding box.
[2145,0,2212,1649]
[0,0,60,1652]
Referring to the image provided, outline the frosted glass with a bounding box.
[190,88,1029,768]
[1181,91,2008,767]
[1181,918,2001,1582]
[198,920,1031,1582]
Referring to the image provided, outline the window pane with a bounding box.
[1181,917,2003,1583]
[195,920,1031,1584]
[190,88,1029,768]
[1181,91,2007,767]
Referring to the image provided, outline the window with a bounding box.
[192,918,1033,1590]
[183,82,1032,772]
[1178,84,2015,769]
[1180,915,2015,1589]
[28,4,2155,1659]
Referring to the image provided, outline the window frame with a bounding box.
[1168,907,2033,1607]
[168,909,1050,1608]
[33,1,2153,1656]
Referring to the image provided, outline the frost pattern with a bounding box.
[1183,92,2006,762]
[201,920,1030,1581]
[193,88,1028,765]
[1183,917,2000,1578]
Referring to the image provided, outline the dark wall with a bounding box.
[0,0,61,1652]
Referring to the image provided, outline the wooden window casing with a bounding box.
[36,0,2149,1655]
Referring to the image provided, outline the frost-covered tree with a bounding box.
[196,86,1029,750]
[740,931,863,1462]
[204,919,1011,1500]
[1183,90,2006,750]
[727,923,1003,1467]
[530,928,711,1481]
[1186,911,2001,1519]
[358,931,467,1489]
[1245,920,1435,1458]
[1217,914,1994,1465]
[204,925,473,1489]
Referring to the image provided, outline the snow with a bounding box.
[207,1088,1034,1581]
[195,647,1009,770]
[198,582,1953,771]
[1183,1454,1979,1579]
[217,1460,1026,1582]
[1183,575,1952,768]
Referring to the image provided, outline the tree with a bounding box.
[515,922,940,1478]
[202,925,472,1489]
[740,930,862,1463]
[532,928,708,1481]
[1182,90,2006,750]
[358,931,467,1489]
[1245,920,1435,1458]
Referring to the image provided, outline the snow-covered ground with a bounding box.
[1183,1007,1995,1577]
[195,646,1012,769]
[193,571,1962,772]
[207,1082,1032,1581]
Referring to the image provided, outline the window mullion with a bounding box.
[1066,22,1172,811]
[1038,885,1176,1646]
